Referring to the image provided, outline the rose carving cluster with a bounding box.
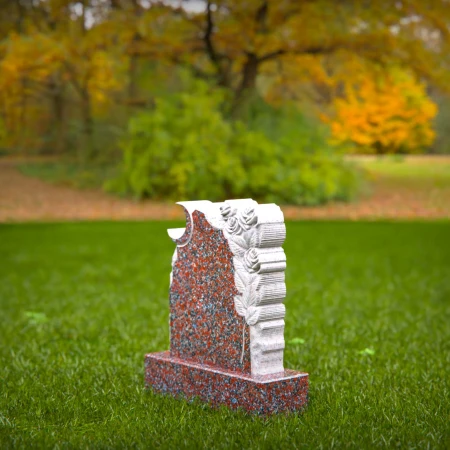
[221,201,262,325]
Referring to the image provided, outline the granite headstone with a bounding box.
[145,199,308,414]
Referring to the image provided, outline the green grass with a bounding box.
[1,221,449,448]
[354,155,450,188]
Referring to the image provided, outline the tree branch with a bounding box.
[168,55,212,81]
[258,44,339,63]
[204,0,221,68]
[201,1,232,87]
[258,49,287,63]
[255,1,268,33]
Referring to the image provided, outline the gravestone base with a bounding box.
[145,351,308,415]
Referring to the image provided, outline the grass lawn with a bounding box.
[356,155,450,187]
[351,156,450,215]
[1,221,449,448]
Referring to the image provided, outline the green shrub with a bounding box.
[106,85,362,205]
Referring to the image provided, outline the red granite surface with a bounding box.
[145,352,309,415]
[170,210,251,374]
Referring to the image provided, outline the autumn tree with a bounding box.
[1,0,449,157]
[325,66,438,154]
[0,0,122,159]
[148,0,450,113]
[0,31,62,152]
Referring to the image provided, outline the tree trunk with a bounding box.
[80,91,94,163]
[128,53,138,102]
[127,32,141,109]
[231,53,260,117]
[127,1,144,109]
[53,92,66,155]
[49,75,66,154]
[19,77,27,154]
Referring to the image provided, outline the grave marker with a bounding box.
[145,199,308,414]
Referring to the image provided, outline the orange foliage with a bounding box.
[325,68,437,154]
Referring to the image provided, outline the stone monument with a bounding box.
[145,199,308,414]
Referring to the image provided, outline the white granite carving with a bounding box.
[168,198,287,377]
[220,199,286,376]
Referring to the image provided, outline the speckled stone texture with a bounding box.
[145,200,309,415]
[170,210,251,373]
[145,352,308,415]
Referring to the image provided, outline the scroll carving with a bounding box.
[220,199,287,376]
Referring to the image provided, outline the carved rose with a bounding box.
[220,204,232,218]
[237,206,258,231]
[244,248,260,273]
[226,216,242,235]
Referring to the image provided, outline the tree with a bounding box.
[0,0,122,159]
[1,0,449,157]
[324,66,437,154]
[0,31,61,152]
[153,0,450,113]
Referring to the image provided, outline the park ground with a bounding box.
[1,155,450,221]
[1,155,449,448]
[0,220,449,448]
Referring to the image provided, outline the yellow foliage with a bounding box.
[0,24,122,150]
[326,68,437,154]
[0,32,63,149]
[0,32,61,86]
[263,54,331,106]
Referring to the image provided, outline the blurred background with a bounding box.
[0,0,449,220]
[1,3,450,447]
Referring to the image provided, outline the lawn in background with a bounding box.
[355,155,450,213]
[357,155,450,188]
[0,221,449,448]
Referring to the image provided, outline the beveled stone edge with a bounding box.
[145,351,308,385]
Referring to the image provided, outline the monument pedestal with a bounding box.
[145,351,308,415]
